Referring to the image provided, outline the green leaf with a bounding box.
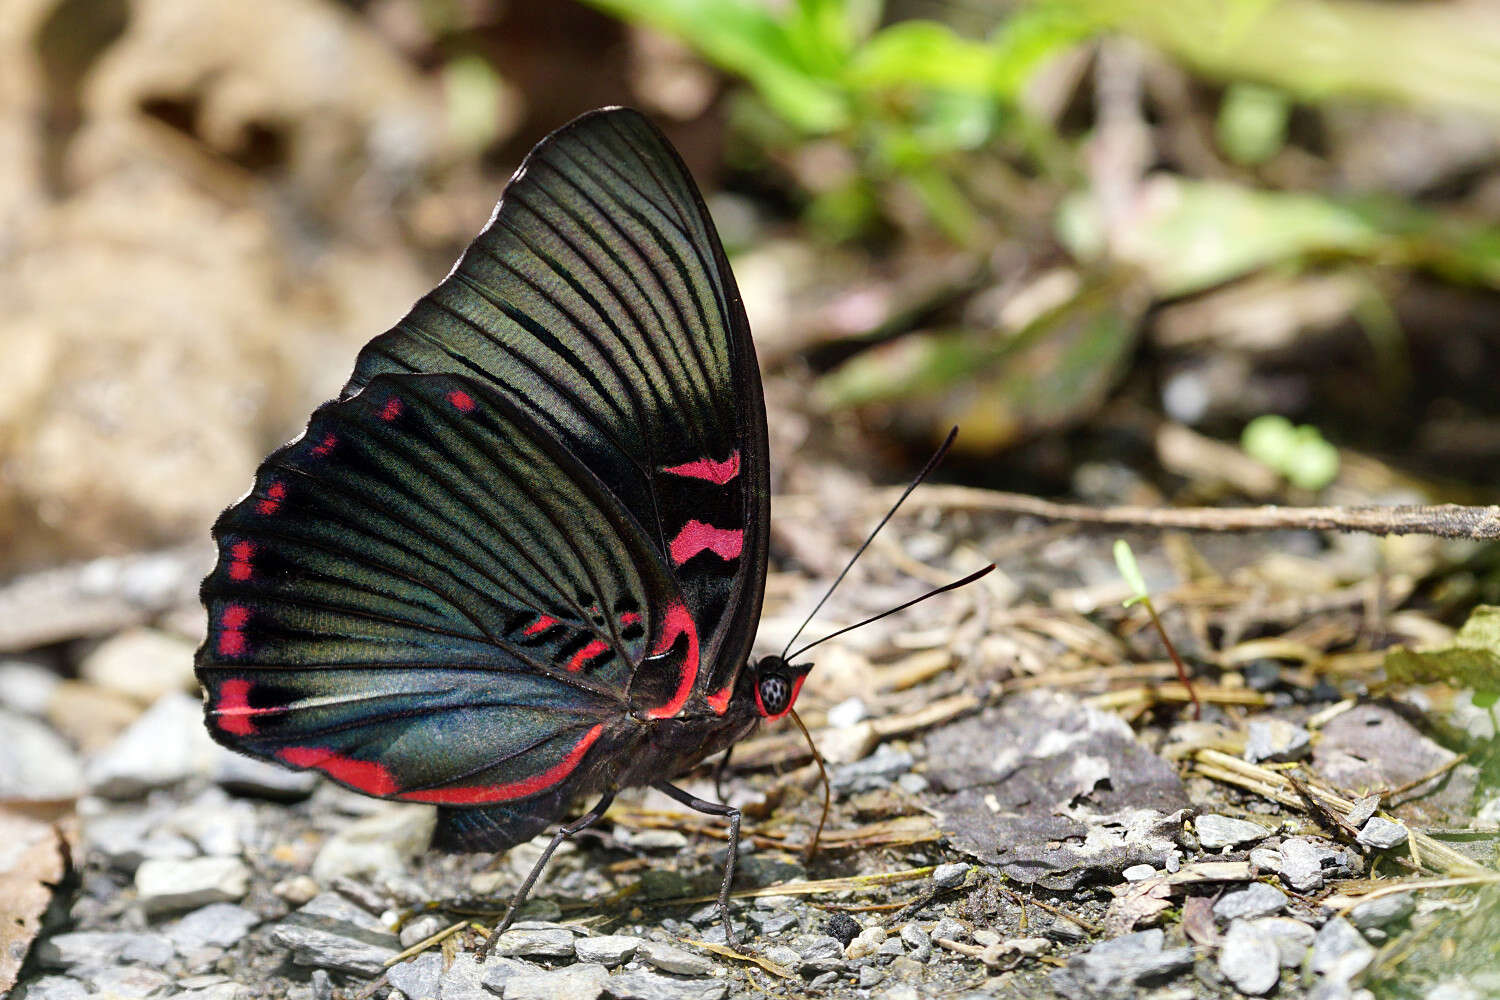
[1241,415,1340,490]
[1114,539,1150,607]
[1386,605,1500,693]
[1216,82,1290,165]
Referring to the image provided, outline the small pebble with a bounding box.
[11,975,89,1000]
[1122,864,1156,881]
[1278,838,1328,892]
[1310,917,1376,984]
[269,893,400,976]
[572,935,641,967]
[857,966,884,988]
[876,936,906,958]
[762,945,801,969]
[748,909,797,934]
[504,963,609,1000]
[1356,816,1409,850]
[931,862,968,888]
[1195,814,1271,850]
[1244,719,1312,763]
[637,940,714,976]
[1250,916,1316,967]
[1214,882,1288,921]
[899,924,932,962]
[792,933,846,973]
[1218,919,1281,996]
[164,903,260,950]
[436,953,488,1000]
[0,710,85,800]
[897,773,929,794]
[931,917,966,943]
[387,952,443,999]
[603,970,727,1000]
[1349,893,1415,929]
[486,928,576,960]
[37,931,175,971]
[1249,846,1283,873]
[134,856,250,915]
[826,697,868,728]
[845,926,886,959]
[309,969,333,1000]
[478,957,542,994]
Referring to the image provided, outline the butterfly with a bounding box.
[196,106,987,947]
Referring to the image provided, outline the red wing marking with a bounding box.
[706,683,734,715]
[216,604,250,656]
[228,541,254,581]
[523,615,558,636]
[255,481,287,515]
[278,746,397,796]
[446,389,476,412]
[398,724,605,804]
[311,432,338,457]
[379,397,404,421]
[662,452,740,484]
[669,521,743,565]
[215,678,261,735]
[566,639,610,672]
[620,611,641,626]
[646,602,699,720]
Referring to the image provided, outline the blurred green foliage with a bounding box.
[1240,415,1340,491]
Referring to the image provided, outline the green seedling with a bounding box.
[1115,539,1201,719]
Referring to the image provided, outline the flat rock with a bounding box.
[0,659,60,715]
[931,862,968,888]
[1218,919,1281,995]
[1244,719,1311,763]
[78,627,196,703]
[387,951,443,999]
[1310,916,1376,984]
[603,971,727,1000]
[310,803,437,883]
[437,952,489,1000]
[76,964,175,998]
[638,940,714,976]
[1196,814,1271,850]
[503,963,610,1000]
[791,933,845,973]
[1049,929,1194,1000]
[84,810,198,872]
[831,743,913,793]
[212,747,320,800]
[1278,838,1330,892]
[1357,816,1409,850]
[269,892,399,975]
[135,856,250,914]
[1349,893,1415,929]
[925,692,1189,890]
[1250,916,1316,967]
[574,935,641,967]
[1214,882,1288,921]
[86,691,219,798]
[479,957,544,994]
[36,931,175,970]
[11,975,89,1000]
[1313,703,1477,824]
[485,927,577,959]
[165,903,261,950]
[0,709,84,799]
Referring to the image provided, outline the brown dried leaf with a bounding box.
[0,807,76,991]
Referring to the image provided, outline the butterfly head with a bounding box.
[750,655,811,721]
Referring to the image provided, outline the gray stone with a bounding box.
[748,908,797,934]
[11,975,89,1000]
[86,691,220,798]
[504,963,610,1000]
[877,935,906,959]
[793,933,847,972]
[603,971,727,1000]
[0,659,60,715]
[623,829,688,850]
[1195,814,1271,850]
[1349,893,1415,929]
[1279,838,1329,892]
[1121,864,1156,881]
[438,953,489,1000]
[36,931,175,970]
[931,862,968,888]
[0,709,84,799]
[399,913,447,948]
[311,970,333,1000]
[387,951,443,1000]
[78,627,196,703]
[1310,917,1376,984]
[212,747,321,799]
[269,892,400,975]
[1250,917,1316,967]
[831,744,914,793]
[479,957,543,994]
[1218,919,1281,996]
[858,966,884,988]
[931,917,966,943]
[486,927,577,959]
[1357,816,1408,850]
[165,903,261,950]
[899,924,931,962]
[1213,882,1287,921]
[1249,846,1283,872]
[637,940,713,976]
[1049,929,1194,999]
[1244,719,1311,763]
[76,964,175,998]
[135,856,250,914]
[85,811,198,872]
[844,926,886,959]
[763,943,801,970]
[574,935,641,967]
[897,773,929,794]
[310,803,437,883]
[175,985,244,1000]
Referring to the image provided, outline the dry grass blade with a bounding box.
[658,866,937,907]
[685,939,796,978]
[1190,749,1487,876]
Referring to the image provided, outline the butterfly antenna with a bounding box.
[780,427,962,660]
[788,708,829,861]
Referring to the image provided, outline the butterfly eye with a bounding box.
[756,674,792,717]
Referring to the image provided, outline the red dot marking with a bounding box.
[398,723,605,804]
[707,683,734,715]
[255,481,287,515]
[228,540,254,581]
[217,603,250,656]
[216,678,258,735]
[523,615,558,637]
[278,746,398,796]
[668,521,743,565]
[380,397,404,421]
[620,611,641,626]
[311,432,338,457]
[646,602,698,720]
[566,639,609,672]
[446,389,475,412]
[662,452,740,484]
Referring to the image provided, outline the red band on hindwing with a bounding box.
[215,678,261,734]
[523,615,558,636]
[227,541,254,581]
[216,604,250,656]
[446,389,475,412]
[566,639,610,672]
[661,452,740,484]
[646,602,699,719]
[668,521,743,565]
[706,683,733,715]
[397,723,605,804]
[277,746,397,796]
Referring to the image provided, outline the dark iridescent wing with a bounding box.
[198,375,705,816]
[346,108,769,705]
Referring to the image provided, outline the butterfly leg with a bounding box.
[477,792,616,958]
[711,745,734,802]
[654,781,740,947]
